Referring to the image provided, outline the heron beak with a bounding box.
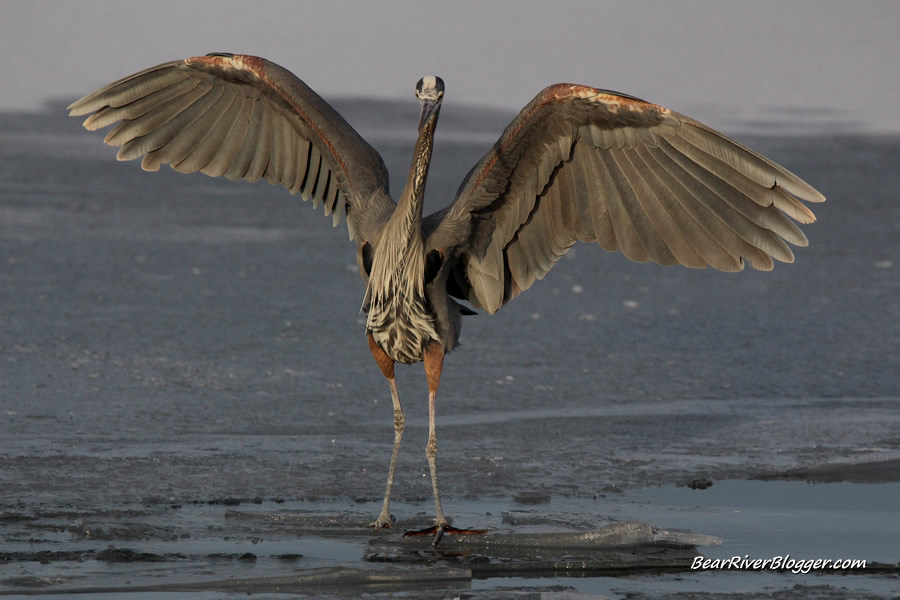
[418,98,441,132]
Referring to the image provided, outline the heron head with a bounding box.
[415,76,444,131]
[415,76,444,102]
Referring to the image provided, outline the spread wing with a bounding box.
[426,84,826,313]
[68,53,395,241]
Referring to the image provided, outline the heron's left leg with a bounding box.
[367,333,404,530]
[404,342,486,546]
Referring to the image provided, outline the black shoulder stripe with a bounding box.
[424,249,443,286]
[362,242,374,277]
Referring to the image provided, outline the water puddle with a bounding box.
[629,480,900,563]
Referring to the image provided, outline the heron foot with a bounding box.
[403,522,487,546]
[368,512,396,530]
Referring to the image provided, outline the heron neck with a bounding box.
[395,117,437,240]
[363,117,437,321]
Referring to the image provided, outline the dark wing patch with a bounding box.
[360,241,375,277]
[424,249,444,286]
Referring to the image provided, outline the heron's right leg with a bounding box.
[367,333,404,529]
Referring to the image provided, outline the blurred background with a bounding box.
[3,0,899,132]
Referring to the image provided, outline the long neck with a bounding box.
[377,114,438,268]
[394,117,437,243]
[364,115,438,315]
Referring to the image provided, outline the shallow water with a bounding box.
[1,103,898,598]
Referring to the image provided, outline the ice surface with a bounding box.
[365,522,719,577]
[1,106,898,598]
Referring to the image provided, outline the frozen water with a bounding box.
[1,103,898,597]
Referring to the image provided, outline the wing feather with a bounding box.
[637,145,747,271]
[282,125,300,191]
[505,240,530,295]
[70,67,189,115]
[289,138,311,195]
[663,135,809,247]
[647,141,765,270]
[222,97,266,180]
[171,87,234,173]
[109,81,214,154]
[262,112,285,185]
[192,92,246,176]
[620,148,707,268]
[84,78,196,132]
[245,102,273,183]
[595,150,653,263]
[304,145,323,202]
[69,53,395,243]
[199,95,252,177]
[678,121,825,204]
[607,149,680,265]
[657,138,795,262]
[267,111,289,186]
[427,84,824,313]
[120,84,225,163]
[579,148,618,251]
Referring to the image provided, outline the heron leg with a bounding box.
[403,342,486,546]
[424,342,447,528]
[367,333,404,530]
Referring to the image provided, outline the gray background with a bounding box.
[3,0,899,131]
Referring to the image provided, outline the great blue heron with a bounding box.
[68,53,825,545]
